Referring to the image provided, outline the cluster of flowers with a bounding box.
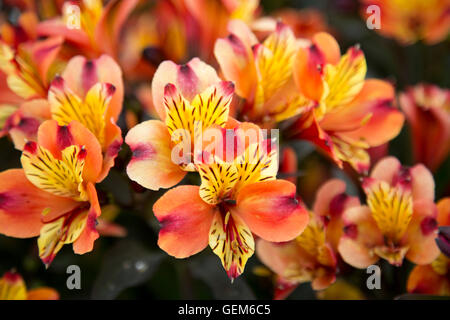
[0,0,448,299]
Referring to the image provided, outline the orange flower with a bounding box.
[0,120,103,266]
[37,0,138,59]
[256,178,357,298]
[290,32,404,173]
[399,84,450,171]
[361,0,450,45]
[338,157,440,268]
[153,126,308,280]
[0,35,63,149]
[47,54,124,180]
[126,58,235,190]
[2,54,124,179]
[215,20,310,127]
[0,271,59,300]
[407,198,450,296]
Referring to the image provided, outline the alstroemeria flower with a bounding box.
[37,0,138,59]
[361,0,450,45]
[257,211,337,299]
[407,198,450,295]
[399,84,450,171]
[338,157,440,268]
[153,127,308,280]
[290,32,404,173]
[0,120,104,266]
[126,58,235,190]
[0,36,63,100]
[215,20,310,127]
[47,54,124,180]
[256,179,354,299]
[0,36,63,149]
[0,271,59,300]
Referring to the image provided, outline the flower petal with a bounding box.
[153,185,215,258]
[152,58,221,120]
[236,180,309,242]
[126,120,186,191]
[402,199,440,265]
[338,205,384,268]
[0,169,77,238]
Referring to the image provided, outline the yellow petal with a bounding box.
[38,209,89,267]
[233,142,278,194]
[209,211,255,280]
[366,180,413,243]
[321,46,367,115]
[21,142,88,201]
[198,158,238,205]
[49,78,115,148]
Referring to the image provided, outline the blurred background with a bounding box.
[0,0,448,299]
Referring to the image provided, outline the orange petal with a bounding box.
[236,180,309,242]
[37,120,103,183]
[126,120,186,191]
[370,156,401,184]
[73,182,100,255]
[340,100,404,147]
[293,43,325,102]
[0,169,78,238]
[407,264,447,295]
[153,185,215,258]
[410,163,435,202]
[338,205,384,268]
[27,288,59,300]
[402,199,440,265]
[320,79,395,132]
[313,179,360,250]
[152,58,221,120]
[214,20,257,99]
[279,147,298,184]
[312,32,340,65]
[28,36,63,87]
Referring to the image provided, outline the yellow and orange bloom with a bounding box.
[257,211,337,299]
[256,179,356,299]
[126,58,234,190]
[399,84,450,171]
[0,120,103,266]
[152,128,309,280]
[360,0,450,45]
[2,54,124,178]
[290,32,404,173]
[0,271,59,300]
[37,0,138,59]
[338,157,440,268]
[215,20,310,127]
[407,198,450,296]
[47,54,124,180]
